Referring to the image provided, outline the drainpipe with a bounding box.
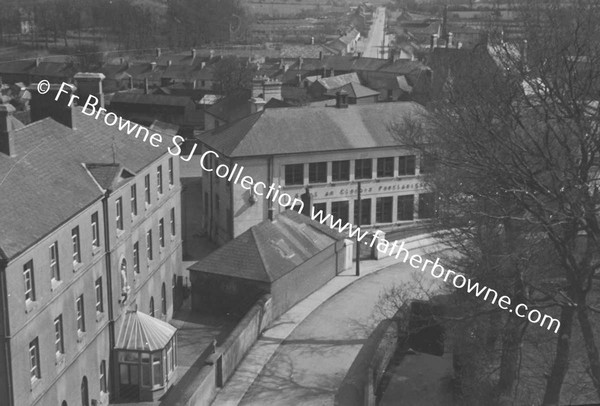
[101,191,117,402]
[267,156,274,221]
[0,258,14,406]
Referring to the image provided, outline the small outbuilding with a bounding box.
[188,210,352,319]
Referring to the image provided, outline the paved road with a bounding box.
[238,254,444,405]
[362,7,387,59]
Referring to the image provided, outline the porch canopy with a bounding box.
[115,309,176,351]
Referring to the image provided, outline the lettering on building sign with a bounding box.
[294,182,425,199]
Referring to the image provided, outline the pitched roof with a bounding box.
[110,92,192,107]
[0,107,168,260]
[324,82,380,99]
[316,72,360,90]
[205,89,252,122]
[115,309,177,351]
[188,211,345,283]
[195,101,425,158]
[85,163,135,190]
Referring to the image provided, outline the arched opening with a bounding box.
[149,297,155,317]
[81,376,89,406]
[161,283,167,316]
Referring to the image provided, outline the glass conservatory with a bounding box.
[114,308,177,402]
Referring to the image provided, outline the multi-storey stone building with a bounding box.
[0,76,183,406]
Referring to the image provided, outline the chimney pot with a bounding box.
[431,34,439,50]
[447,32,453,48]
[335,90,348,108]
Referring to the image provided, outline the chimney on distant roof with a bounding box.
[74,72,105,109]
[263,78,282,101]
[129,76,134,90]
[191,48,196,59]
[388,48,395,62]
[249,97,266,114]
[201,61,206,70]
[521,39,528,67]
[319,51,323,60]
[156,48,161,58]
[311,36,315,45]
[167,60,172,67]
[335,90,348,108]
[210,50,215,60]
[431,34,439,50]
[144,78,149,94]
[330,68,335,77]
[150,61,157,71]
[0,103,17,157]
[29,83,77,129]
[447,32,453,48]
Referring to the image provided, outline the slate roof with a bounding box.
[205,89,252,122]
[324,82,380,99]
[188,210,345,283]
[316,72,360,90]
[0,107,169,260]
[110,92,192,107]
[195,101,425,158]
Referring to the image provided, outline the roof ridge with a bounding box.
[250,224,274,282]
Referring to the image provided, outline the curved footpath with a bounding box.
[211,234,450,406]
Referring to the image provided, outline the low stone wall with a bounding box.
[335,319,400,406]
[184,294,273,406]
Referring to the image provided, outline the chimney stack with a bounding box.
[29,83,77,129]
[144,78,149,94]
[150,62,157,71]
[209,50,215,60]
[262,78,282,101]
[335,90,348,108]
[0,103,17,157]
[249,97,266,114]
[129,76,134,90]
[319,51,323,60]
[431,34,439,50]
[74,72,105,109]
[155,48,161,58]
[388,48,395,62]
[251,76,265,99]
[35,57,40,67]
[167,60,172,67]
[311,36,315,45]
[191,48,196,59]
[447,32,453,48]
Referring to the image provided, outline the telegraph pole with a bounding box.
[355,181,361,276]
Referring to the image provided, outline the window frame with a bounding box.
[130,184,138,216]
[146,230,153,261]
[23,260,35,303]
[168,158,174,186]
[331,201,349,224]
[170,208,176,236]
[49,242,60,282]
[100,360,107,393]
[72,227,81,264]
[29,338,41,381]
[95,278,104,314]
[157,165,163,195]
[331,160,350,182]
[133,242,140,273]
[116,197,124,231]
[308,162,327,184]
[144,174,151,205]
[398,155,416,176]
[159,218,165,248]
[54,315,64,356]
[375,196,393,223]
[354,159,373,180]
[377,157,395,178]
[91,212,100,248]
[397,194,415,221]
[284,164,304,186]
[76,295,86,334]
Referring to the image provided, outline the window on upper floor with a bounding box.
[29,338,41,381]
[331,160,350,182]
[146,230,153,261]
[116,197,124,231]
[49,242,60,282]
[95,278,104,314]
[170,208,176,236]
[144,174,151,205]
[398,155,416,176]
[54,315,64,356]
[23,260,35,302]
[76,295,86,333]
[308,162,327,184]
[72,227,81,264]
[157,166,163,196]
[354,159,372,180]
[133,242,140,273]
[284,164,304,185]
[159,218,165,248]
[91,212,100,248]
[377,157,394,178]
[168,158,174,186]
[130,184,138,217]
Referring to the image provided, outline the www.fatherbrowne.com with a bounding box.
[310,207,561,334]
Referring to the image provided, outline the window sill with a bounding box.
[157,193,164,200]
[30,376,42,392]
[76,331,87,343]
[96,311,105,323]
[25,300,39,314]
[50,279,63,292]
[116,229,125,239]
[73,261,83,273]
[92,245,102,256]
[55,353,66,367]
